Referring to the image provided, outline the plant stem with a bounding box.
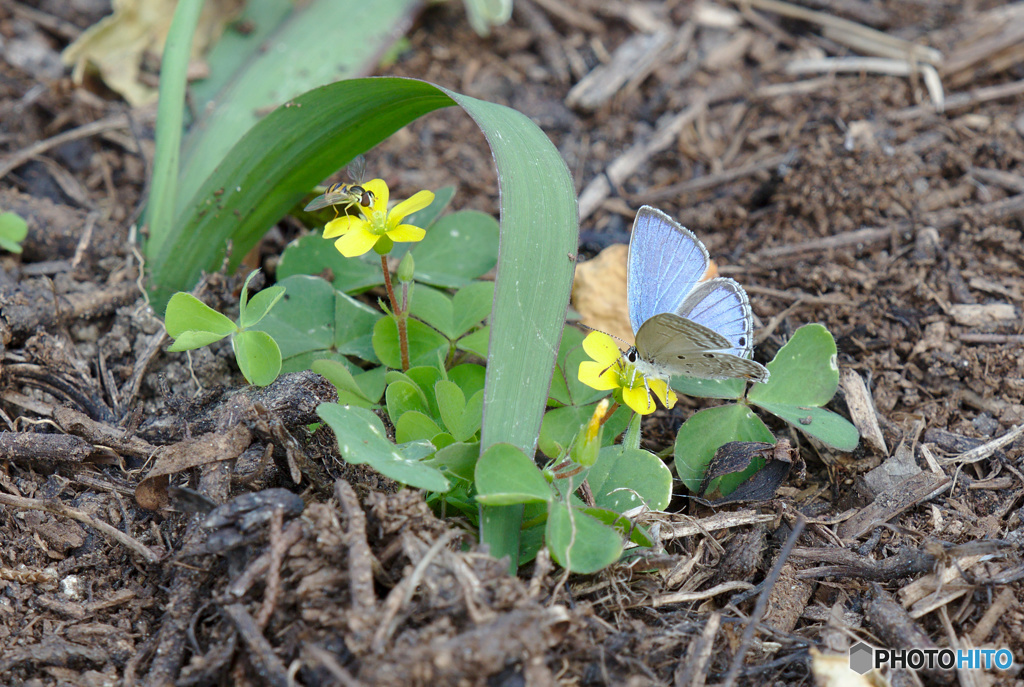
[381,255,410,370]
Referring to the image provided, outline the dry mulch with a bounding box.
[1,0,1023,685]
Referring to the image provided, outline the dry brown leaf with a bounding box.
[61,0,245,106]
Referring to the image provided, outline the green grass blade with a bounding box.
[145,0,204,257]
[446,91,578,568]
[179,0,423,209]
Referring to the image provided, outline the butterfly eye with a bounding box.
[626,348,638,363]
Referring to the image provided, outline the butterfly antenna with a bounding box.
[576,321,632,348]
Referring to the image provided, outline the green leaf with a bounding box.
[588,446,673,513]
[539,405,590,459]
[753,403,860,451]
[240,285,285,328]
[372,317,448,369]
[748,324,839,407]
[277,235,384,294]
[317,403,450,492]
[546,502,623,574]
[0,211,28,253]
[475,443,551,506]
[670,375,746,400]
[232,330,282,386]
[166,329,231,352]
[424,441,479,483]
[254,275,381,372]
[312,359,373,407]
[448,364,486,399]
[404,366,443,418]
[455,326,489,358]
[583,507,655,548]
[451,282,495,339]
[147,79,454,308]
[164,292,237,338]
[385,380,429,425]
[409,286,453,338]
[747,324,859,451]
[395,411,443,444]
[435,380,482,443]
[408,211,500,288]
[675,404,775,495]
[353,367,386,404]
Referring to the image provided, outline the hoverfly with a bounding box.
[304,155,375,216]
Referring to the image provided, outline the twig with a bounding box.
[226,520,304,599]
[785,57,944,109]
[255,507,285,629]
[0,492,161,563]
[335,480,376,614]
[221,604,290,687]
[889,78,1024,120]
[639,152,795,203]
[0,108,157,181]
[721,514,805,687]
[372,530,457,652]
[753,193,1024,259]
[959,333,1024,344]
[730,0,941,64]
[938,424,1024,466]
[578,101,706,220]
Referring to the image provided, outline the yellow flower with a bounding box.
[322,179,434,257]
[577,331,677,415]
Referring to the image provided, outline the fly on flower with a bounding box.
[578,331,677,416]
[304,155,375,216]
[322,179,434,257]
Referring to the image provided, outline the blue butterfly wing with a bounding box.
[627,206,710,334]
[676,278,754,357]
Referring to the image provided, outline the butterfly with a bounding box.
[624,205,770,385]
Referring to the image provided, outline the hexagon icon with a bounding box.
[849,642,874,674]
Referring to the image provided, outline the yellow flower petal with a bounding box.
[579,361,620,391]
[389,190,435,226]
[648,378,677,410]
[582,331,622,366]
[386,224,426,243]
[333,227,379,257]
[363,179,389,212]
[323,215,363,239]
[622,385,655,415]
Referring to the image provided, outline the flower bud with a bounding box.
[397,252,415,283]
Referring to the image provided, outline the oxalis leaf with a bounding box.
[316,404,449,492]
[748,324,860,451]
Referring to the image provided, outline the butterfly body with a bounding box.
[626,206,769,384]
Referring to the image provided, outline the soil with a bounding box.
[2,1,1024,685]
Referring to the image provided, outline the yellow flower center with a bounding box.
[365,209,388,236]
[617,360,647,391]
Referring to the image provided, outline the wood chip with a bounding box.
[837,471,950,541]
[566,29,672,111]
[948,303,1018,326]
[840,369,887,455]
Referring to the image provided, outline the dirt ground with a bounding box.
[2,0,1024,685]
